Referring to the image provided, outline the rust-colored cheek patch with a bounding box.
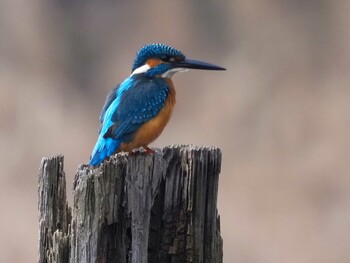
[146,58,162,68]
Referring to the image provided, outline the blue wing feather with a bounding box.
[99,84,119,122]
[108,77,168,139]
[89,75,169,166]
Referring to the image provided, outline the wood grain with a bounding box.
[38,145,222,263]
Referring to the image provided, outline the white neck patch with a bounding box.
[161,68,189,78]
[130,64,151,76]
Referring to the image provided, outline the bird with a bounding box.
[89,43,225,166]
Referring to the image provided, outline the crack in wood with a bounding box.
[38,145,222,263]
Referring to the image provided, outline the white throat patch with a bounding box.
[161,68,189,78]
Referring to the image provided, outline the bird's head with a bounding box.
[131,43,225,78]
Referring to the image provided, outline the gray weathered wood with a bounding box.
[38,155,71,263]
[38,145,222,263]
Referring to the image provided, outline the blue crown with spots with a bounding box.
[132,43,185,71]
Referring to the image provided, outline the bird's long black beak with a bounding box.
[174,58,226,71]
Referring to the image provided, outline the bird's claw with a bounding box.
[143,146,154,154]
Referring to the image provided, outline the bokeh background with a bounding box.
[1,1,350,262]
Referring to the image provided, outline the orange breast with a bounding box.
[118,79,176,152]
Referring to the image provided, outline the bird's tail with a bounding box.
[89,135,121,166]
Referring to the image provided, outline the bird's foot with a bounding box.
[128,146,154,156]
[143,146,154,154]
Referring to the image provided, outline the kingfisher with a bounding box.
[89,43,225,166]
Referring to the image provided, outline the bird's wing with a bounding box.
[99,84,120,122]
[100,76,169,141]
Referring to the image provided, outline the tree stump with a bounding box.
[38,145,223,263]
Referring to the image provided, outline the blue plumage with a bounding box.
[89,43,225,166]
[145,63,173,78]
[132,43,185,71]
[109,76,168,138]
[89,74,169,166]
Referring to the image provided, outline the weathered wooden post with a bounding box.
[38,145,223,263]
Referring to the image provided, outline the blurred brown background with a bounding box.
[1,1,350,262]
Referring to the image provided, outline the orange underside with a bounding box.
[118,79,176,152]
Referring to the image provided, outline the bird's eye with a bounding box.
[161,56,176,63]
